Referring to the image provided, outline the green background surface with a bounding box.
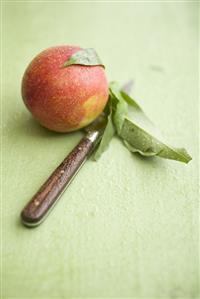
[1,1,199,298]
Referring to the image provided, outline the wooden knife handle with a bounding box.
[21,131,100,227]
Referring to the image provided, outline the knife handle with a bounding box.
[21,131,100,227]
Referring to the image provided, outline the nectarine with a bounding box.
[22,45,109,132]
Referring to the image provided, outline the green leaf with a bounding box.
[93,81,132,161]
[113,99,128,135]
[111,84,192,163]
[120,117,192,163]
[109,82,128,134]
[121,90,141,110]
[123,139,157,157]
[93,110,115,161]
[95,80,192,164]
[63,48,104,68]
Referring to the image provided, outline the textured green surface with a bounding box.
[2,2,199,298]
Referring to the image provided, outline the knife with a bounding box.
[20,81,133,227]
[21,116,106,227]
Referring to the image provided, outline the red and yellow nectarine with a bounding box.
[22,45,109,132]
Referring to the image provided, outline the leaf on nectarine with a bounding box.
[63,48,104,68]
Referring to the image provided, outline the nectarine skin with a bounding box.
[22,46,109,132]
